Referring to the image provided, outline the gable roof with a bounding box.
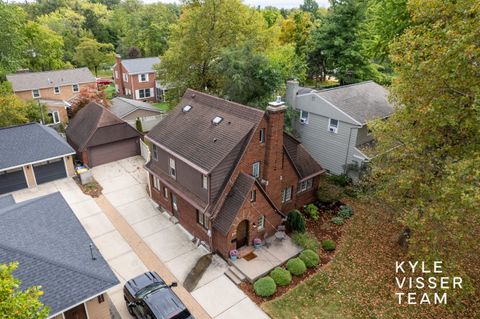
[300,81,394,124]
[283,133,325,180]
[0,123,75,171]
[0,192,119,316]
[6,68,95,92]
[120,57,160,74]
[66,102,142,151]
[110,97,164,119]
[147,89,264,172]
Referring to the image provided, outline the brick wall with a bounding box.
[15,82,93,102]
[113,57,156,101]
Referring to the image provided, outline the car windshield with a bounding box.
[135,282,167,299]
[171,309,192,319]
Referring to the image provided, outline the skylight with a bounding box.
[212,116,223,125]
[182,105,192,112]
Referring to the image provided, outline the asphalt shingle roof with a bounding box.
[0,192,119,315]
[6,68,95,92]
[283,133,324,179]
[0,194,14,208]
[110,97,164,118]
[0,123,75,171]
[147,89,264,172]
[121,57,160,74]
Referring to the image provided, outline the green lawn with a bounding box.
[96,69,113,78]
[103,84,116,100]
[152,102,170,111]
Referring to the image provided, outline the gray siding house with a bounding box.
[286,80,394,178]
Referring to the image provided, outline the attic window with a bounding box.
[212,116,223,125]
[182,105,192,112]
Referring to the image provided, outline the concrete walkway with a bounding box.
[91,157,271,319]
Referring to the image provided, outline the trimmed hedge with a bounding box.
[270,267,292,286]
[286,210,306,233]
[286,257,307,276]
[322,239,336,251]
[299,249,320,268]
[253,276,277,297]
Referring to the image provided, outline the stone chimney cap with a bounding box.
[268,96,285,107]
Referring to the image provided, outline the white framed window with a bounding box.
[49,111,60,124]
[197,210,208,229]
[252,162,260,178]
[257,215,265,230]
[163,187,168,199]
[72,84,79,93]
[259,128,265,143]
[53,86,60,94]
[300,110,309,124]
[152,144,158,160]
[281,186,293,203]
[169,158,176,178]
[137,88,152,99]
[297,178,313,193]
[115,70,118,79]
[250,190,256,202]
[123,73,128,82]
[139,73,149,82]
[32,89,40,98]
[202,175,208,189]
[328,118,339,133]
[153,176,160,190]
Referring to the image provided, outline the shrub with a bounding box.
[327,174,351,187]
[292,232,320,251]
[338,205,353,219]
[253,276,277,297]
[331,216,344,225]
[304,203,320,220]
[286,257,307,276]
[321,239,336,251]
[270,267,292,286]
[316,179,343,204]
[299,249,320,268]
[286,210,306,233]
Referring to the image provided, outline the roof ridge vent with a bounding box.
[212,116,223,125]
[182,105,192,112]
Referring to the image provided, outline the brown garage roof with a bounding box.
[147,89,264,172]
[283,133,325,180]
[66,102,141,151]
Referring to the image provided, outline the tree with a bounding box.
[69,84,108,116]
[0,2,26,78]
[0,83,48,127]
[74,37,114,76]
[300,0,319,18]
[23,21,65,72]
[0,262,49,318]
[369,0,480,304]
[279,10,314,58]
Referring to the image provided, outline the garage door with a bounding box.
[0,168,28,194]
[33,158,67,185]
[89,138,139,167]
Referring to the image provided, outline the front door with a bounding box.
[64,304,88,319]
[236,220,249,249]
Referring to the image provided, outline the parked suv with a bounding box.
[124,271,193,319]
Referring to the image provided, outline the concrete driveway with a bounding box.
[91,157,270,319]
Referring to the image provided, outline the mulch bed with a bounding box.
[240,200,349,305]
[74,177,103,197]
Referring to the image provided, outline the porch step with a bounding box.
[229,265,246,281]
[225,268,243,285]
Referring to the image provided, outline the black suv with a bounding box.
[124,272,194,319]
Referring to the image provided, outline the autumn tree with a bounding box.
[0,262,49,319]
[69,84,108,116]
[74,37,114,76]
[369,0,480,304]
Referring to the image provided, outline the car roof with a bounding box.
[144,287,189,319]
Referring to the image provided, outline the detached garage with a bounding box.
[0,123,75,195]
[66,102,142,167]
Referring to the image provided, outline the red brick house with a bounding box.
[113,55,168,102]
[145,90,324,258]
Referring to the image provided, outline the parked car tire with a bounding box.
[126,301,135,317]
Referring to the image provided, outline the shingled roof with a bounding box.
[0,123,75,171]
[120,57,160,74]
[110,97,164,119]
[147,89,264,172]
[283,133,324,180]
[66,102,142,151]
[6,68,95,92]
[0,192,119,316]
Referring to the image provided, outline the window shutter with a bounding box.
[136,90,140,99]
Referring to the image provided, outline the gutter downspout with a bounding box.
[343,126,355,175]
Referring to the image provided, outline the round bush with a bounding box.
[270,267,292,286]
[253,276,277,297]
[286,257,307,276]
[286,210,306,233]
[338,205,353,219]
[331,216,344,225]
[299,249,320,268]
[322,239,336,251]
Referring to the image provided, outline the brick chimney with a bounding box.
[264,96,287,207]
[115,54,124,95]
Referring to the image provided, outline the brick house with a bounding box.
[6,68,96,125]
[113,55,169,102]
[145,90,324,258]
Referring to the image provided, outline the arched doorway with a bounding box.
[236,220,249,249]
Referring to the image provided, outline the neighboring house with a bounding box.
[6,68,96,125]
[113,55,169,102]
[66,102,142,167]
[110,97,166,132]
[0,123,75,195]
[286,80,394,178]
[0,192,119,319]
[145,89,324,258]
